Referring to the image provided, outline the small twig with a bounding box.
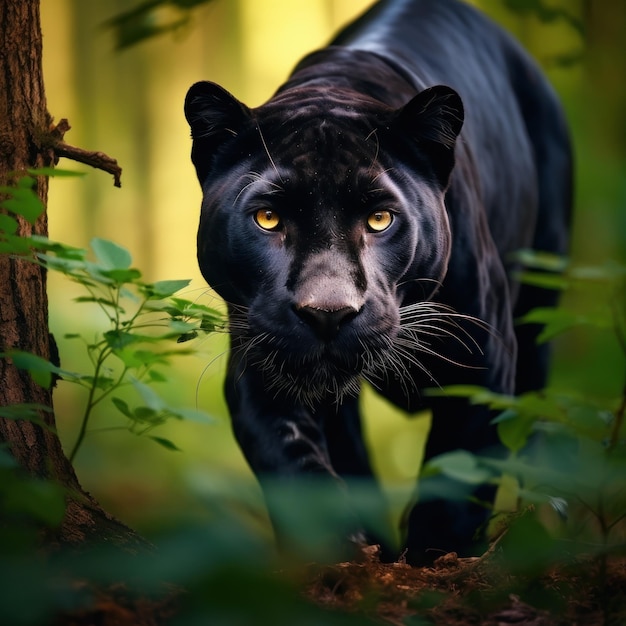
[48,119,123,188]
[55,143,122,188]
[429,527,508,583]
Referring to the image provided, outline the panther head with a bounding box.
[185,81,464,405]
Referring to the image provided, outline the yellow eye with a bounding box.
[366,210,393,232]
[254,208,281,231]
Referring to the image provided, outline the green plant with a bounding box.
[1,169,223,460]
[422,250,626,585]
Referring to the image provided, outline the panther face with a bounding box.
[185,81,463,405]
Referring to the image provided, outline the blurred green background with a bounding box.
[40,0,625,536]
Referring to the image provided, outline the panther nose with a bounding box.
[294,304,359,342]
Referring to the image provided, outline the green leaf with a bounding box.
[200,315,220,331]
[91,237,132,270]
[511,249,569,272]
[138,350,171,364]
[77,261,115,286]
[0,235,33,255]
[500,513,561,574]
[113,349,145,369]
[100,267,142,283]
[76,374,116,390]
[169,407,214,424]
[0,403,52,419]
[425,385,506,407]
[565,402,614,440]
[105,3,192,50]
[143,279,191,299]
[112,397,133,418]
[40,254,89,276]
[2,477,66,527]
[168,319,197,333]
[115,348,170,369]
[119,285,140,303]
[514,392,566,422]
[0,186,44,224]
[493,409,534,453]
[31,236,87,259]
[0,214,19,235]
[147,369,167,382]
[131,379,166,412]
[0,446,18,469]
[515,270,570,291]
[16,175,36,189]
[0,404,54,430]
[144,300,185,316]
[104,330,141,350]
[150,436,181,452]
[177,331,198,343]
[424,384,488,399]
[520,307,613,342]
[127,379,214,426]
[133,406,159,421]
[4,350,58,389]
[74,295,123,310]
[27,167,86,178]
[180,300,223,320]
[571,262,626,282]
[424,450,493,485]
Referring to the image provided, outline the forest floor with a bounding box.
[306,547,626,625]
[58,547,626,625]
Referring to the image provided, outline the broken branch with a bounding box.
[48,119,122,188]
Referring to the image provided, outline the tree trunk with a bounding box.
[0,0,144,549]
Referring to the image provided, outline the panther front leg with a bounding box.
[224,360,369,558]
[226,368,335,478]
[404,398,502,565]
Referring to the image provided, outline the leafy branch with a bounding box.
[423,250,626,578]
[103,0,218,50]
[1,169,224,459]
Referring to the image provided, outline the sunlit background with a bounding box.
[40,0,624,535]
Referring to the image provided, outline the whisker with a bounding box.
[234,171,282,205]
[398,335,483,371]
[387,341,437,384]
[195,350,228,409]
[365,129,381,178]
[400,323,479,355]
[257,123,284,184]
[397,276,443,291]
[200,291,500,409]
[370,166,394,184]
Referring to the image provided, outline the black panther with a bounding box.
[184,0,572,564]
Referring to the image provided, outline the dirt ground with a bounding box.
[58,547,626,626]
[306,547,626,625]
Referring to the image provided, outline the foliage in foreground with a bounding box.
[422,250,626,599]
[1,172,625,623]
[1,170,222,461]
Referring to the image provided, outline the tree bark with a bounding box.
[0,0,144,549]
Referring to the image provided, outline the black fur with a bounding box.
[185,0,572,564]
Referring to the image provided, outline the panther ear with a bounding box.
[184,81,252,182]
[393,85,464,188]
